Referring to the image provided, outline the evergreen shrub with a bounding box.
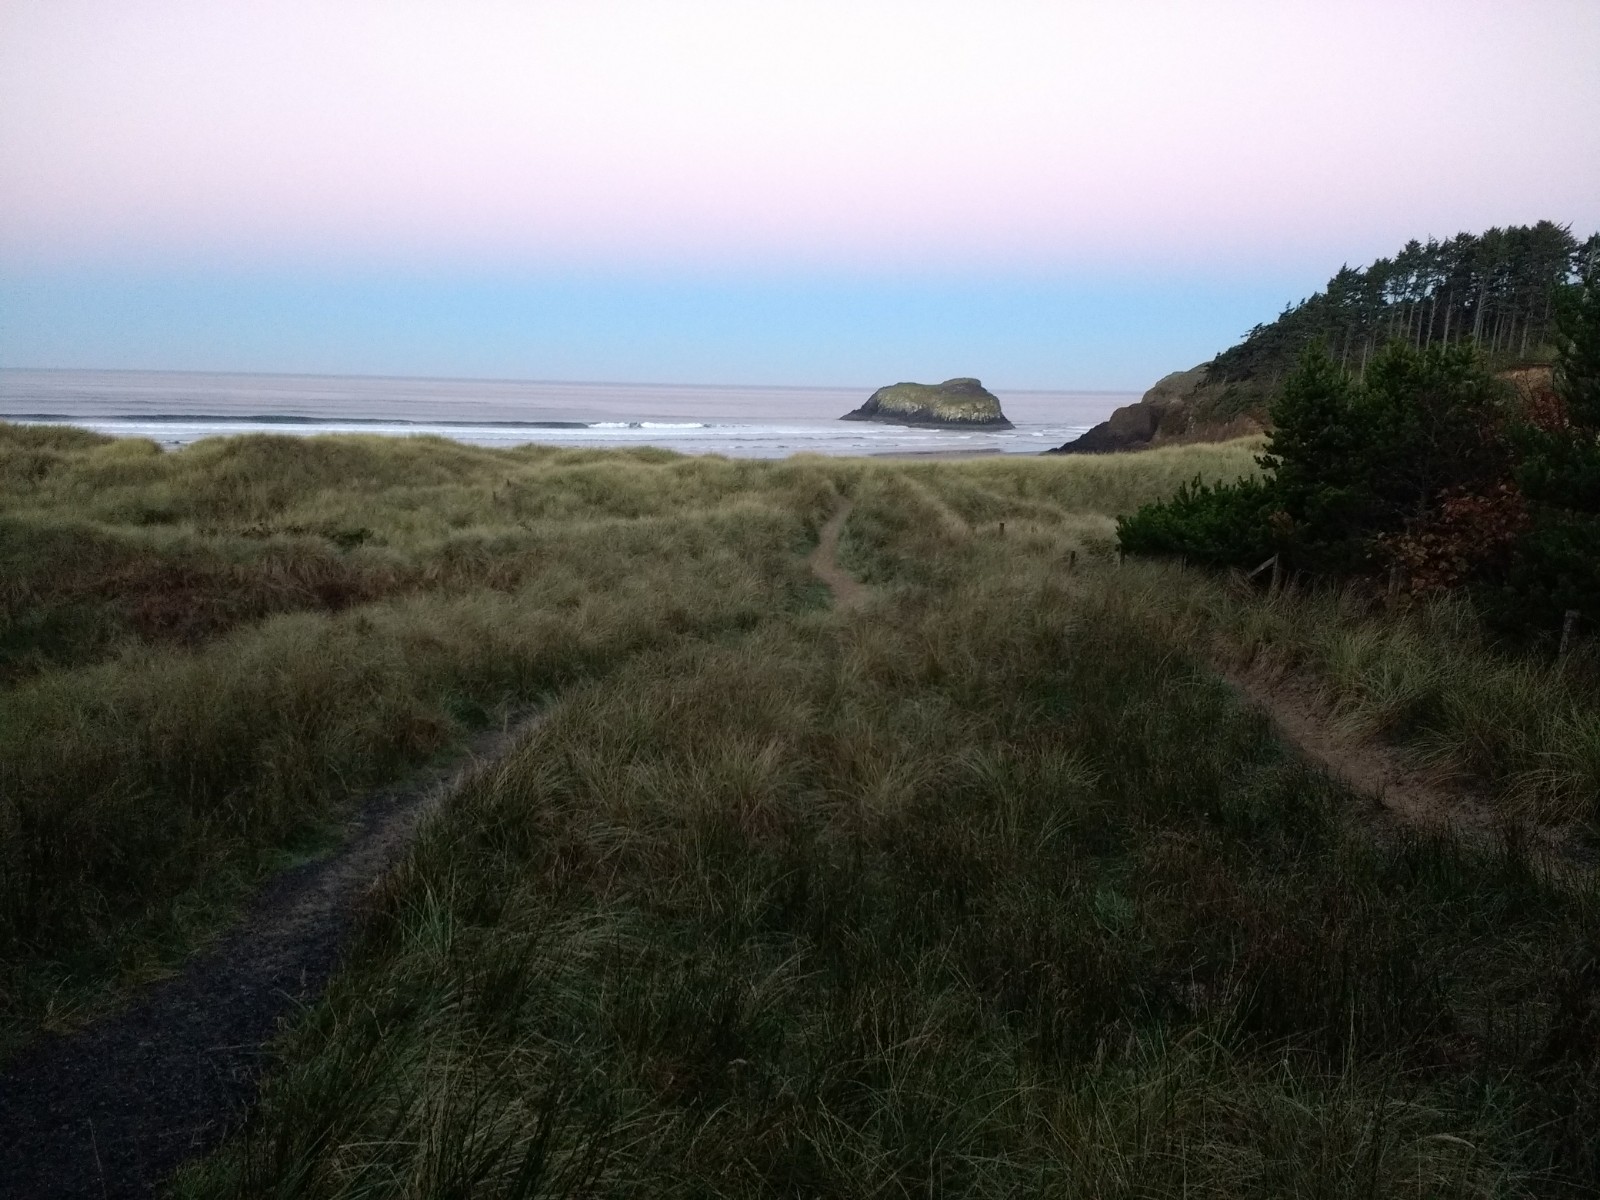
[1120,266,1600,640]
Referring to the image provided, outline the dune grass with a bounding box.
[1167,580,1600,824]
[0,424,842,1043]
[178,458,1597,1196]
[886,446,1600,826]
[4,424,1599,1194]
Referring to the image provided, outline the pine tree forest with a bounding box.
[1209,221,1600,386]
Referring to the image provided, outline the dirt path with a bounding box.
[808,501,868,609]
[1223,665,1594,873]
[804,509,1586,873]
[0,512,871,1197]
[1225,667,1468,828]
[0,717,535,1200]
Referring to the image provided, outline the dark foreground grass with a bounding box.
[2,422,1240,1050]
[6,425,1599,1195]
[0,424,843,1046]
[175,481,1599,1197]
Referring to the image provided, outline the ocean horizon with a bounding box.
[0,368,1128,458]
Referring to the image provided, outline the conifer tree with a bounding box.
[1356,339,1507,528]
[1208,222,1590,392]
[1256,343,1367,560]
[1556,263,1600,429]
[1504,265,1600,631]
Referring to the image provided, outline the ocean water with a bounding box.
[0,370,1128,457]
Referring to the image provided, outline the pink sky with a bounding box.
[4,0,1598,276]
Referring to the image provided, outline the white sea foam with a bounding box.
[0,370,1124,458]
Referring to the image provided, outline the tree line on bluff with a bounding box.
[1119,247,1600,644]
[1212,221,1600,390]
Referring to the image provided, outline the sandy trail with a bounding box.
[0,506,871,1197]
[808,501,1585,873]
[808,501,868,609]
[1224,667,1469,829]
[0,717,535,1200]
[1223,664,1595,874]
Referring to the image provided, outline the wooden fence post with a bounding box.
[1560,609,1581,657]
[1068,550,1077,570]
[1270,554,1283,596]
[1245,553,1279,593]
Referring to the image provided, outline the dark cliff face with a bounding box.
[1050,400,1162,454]
[1049,366,1263,454]
[841,378,1014,429]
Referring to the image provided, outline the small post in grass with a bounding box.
[1068,549,1077,570]
[1270,554,1283,596]
[1560,609,1581,657]
[1247,552,1279,593]
[999,521,1005,537]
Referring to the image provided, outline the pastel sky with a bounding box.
[2,0,1597,387]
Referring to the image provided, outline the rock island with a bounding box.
[840,378,1013,429]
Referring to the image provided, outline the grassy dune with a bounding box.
[1,425,842,1040]
[4,424,1598,1194]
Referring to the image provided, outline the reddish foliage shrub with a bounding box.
[1383,483,1531,594]
[1521,380,1570,434]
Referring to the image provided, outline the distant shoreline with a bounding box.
[868,448,1008,460]
[3,414,1062,459]
[1,371,1118,457]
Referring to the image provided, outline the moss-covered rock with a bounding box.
[840,378,1013,429]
